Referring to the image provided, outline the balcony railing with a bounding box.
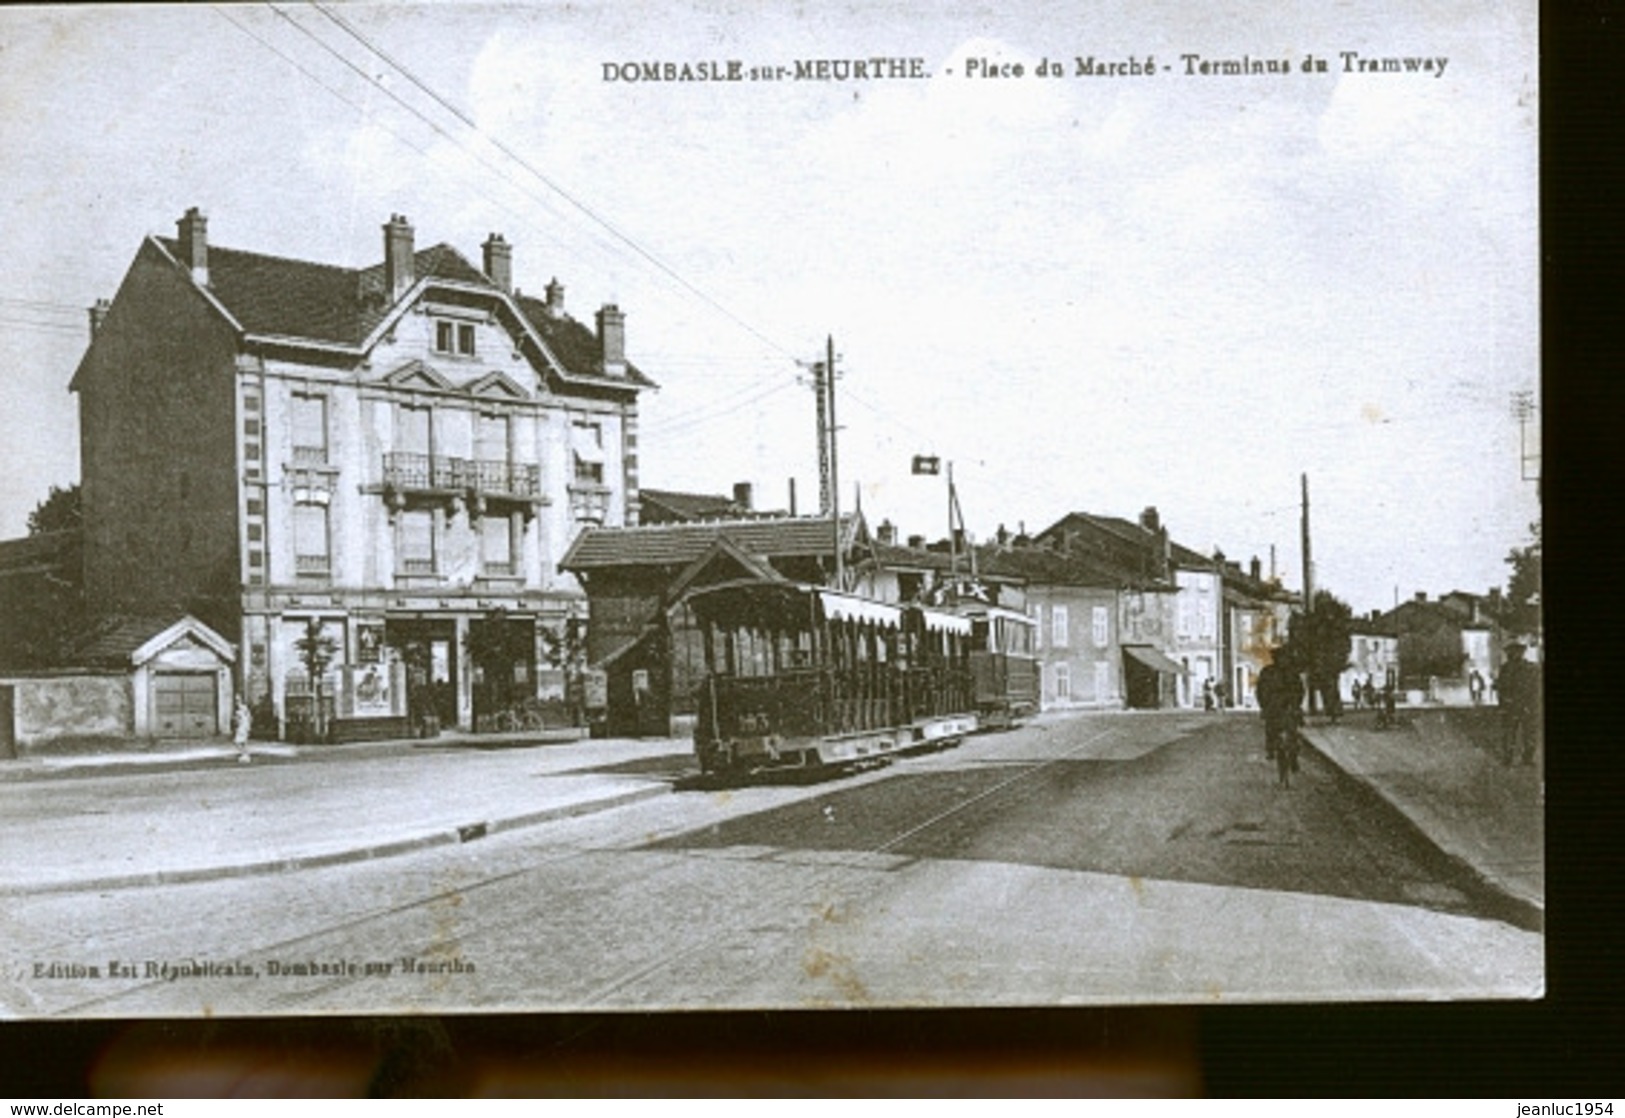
[294,554,330,575]
[383,452,540,499]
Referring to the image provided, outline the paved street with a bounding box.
[0,710,1541,1016]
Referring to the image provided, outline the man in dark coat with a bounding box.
[1255,650,1304,762]
[1497,643,1537,766]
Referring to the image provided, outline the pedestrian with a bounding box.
[1469,669,1485,706]
[1202,678,1215,711]
[1256,649,1304,785]
[232,695,253,764]
[1496,643,1535,766]
[1363,675,1377,711]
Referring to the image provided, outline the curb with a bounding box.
[1297,727,1543,932]
[0,783,668,898]
[0,732,601,784]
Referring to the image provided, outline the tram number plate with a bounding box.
[737,712,772,734]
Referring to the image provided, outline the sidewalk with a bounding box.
[0,732,696,896]
[1299,708,1543,925]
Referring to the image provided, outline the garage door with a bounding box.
[154,673,218,737]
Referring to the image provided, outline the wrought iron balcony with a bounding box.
[470,459,541,499]
[382,452,540,500]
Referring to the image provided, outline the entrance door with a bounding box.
[154,673,218,737]
[387,620,459,729]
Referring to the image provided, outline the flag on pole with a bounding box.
[911,454,940,475]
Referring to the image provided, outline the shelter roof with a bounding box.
[560,514,861,573]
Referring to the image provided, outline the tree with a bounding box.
[1287,591,1354,715]
[294,618,339,742]
[1502,521,1542,637]
[540,618,589,726]
[27,483,81,535]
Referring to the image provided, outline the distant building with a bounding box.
[1339,610,1400,703]
[977,545,1124,710]
[638,482,768,525]
[1378,591,1503,696]
[71,207,653,737]
[1034,507,1220,709]
[1217,554,1298,709]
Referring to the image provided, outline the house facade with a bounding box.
[1219,556,1298,709]
[71,208,652,738]
[1035,507,1220,709]
[1339,613,1400,703]
[979,545,1122,710]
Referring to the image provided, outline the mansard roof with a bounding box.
[148,234,653,389]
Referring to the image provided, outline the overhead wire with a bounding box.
[307,0,800,363]
[233,1,811,447]
[218,2,805,448]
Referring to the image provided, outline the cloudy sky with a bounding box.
[0,1,1537,613]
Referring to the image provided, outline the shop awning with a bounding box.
[1123,644,1188,675]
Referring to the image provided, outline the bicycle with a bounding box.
[1277,713,1303,788]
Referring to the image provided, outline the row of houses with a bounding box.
[0,207,1518,751]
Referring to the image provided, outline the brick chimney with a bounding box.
[1414,591,1428,603]
[545,278,565,317]
[877,519,897,546]
[482,233,512,292]
[176,207,208,285]
[1250,555,1262,581]
[87,298,111,339]
[733,481,753,511]
[907,534,926,550]
[1139,506,1161,533]
[383,214,415,300]
[596,303,626,375]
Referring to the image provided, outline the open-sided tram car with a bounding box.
[685,581,979,775]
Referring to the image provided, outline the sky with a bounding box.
[0,1,1538,616]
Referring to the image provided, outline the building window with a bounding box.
[1033,605,1043,651]
[396,404,431,454]
[1092,605,1108,648]
[482,514,515,576]
[399,509,435,574]
[477,413,509,463]
[292,393,328,464]
[1094,661,1110,702]
[1053,661,1071,701]
[434,319,476,356]
[293,503,330,574]
[1052,605,1069,648]
[572,421,606,485]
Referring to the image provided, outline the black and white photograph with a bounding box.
[0,1,1540,1018]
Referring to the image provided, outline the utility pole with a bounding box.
[1511,389,1539,483]
[1301,472,1314,612]
[813,358,831,515]
[827,335,843,591]
[947,460,958,578]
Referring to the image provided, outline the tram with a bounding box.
[685,579,980,776]
[956,600,1040,728]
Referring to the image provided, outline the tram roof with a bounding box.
[560,514,862,572]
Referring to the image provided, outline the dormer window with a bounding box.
[434,319,476,356]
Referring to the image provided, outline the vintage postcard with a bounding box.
[0,1,1539,1017]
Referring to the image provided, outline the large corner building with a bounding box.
[71,208,653,737]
